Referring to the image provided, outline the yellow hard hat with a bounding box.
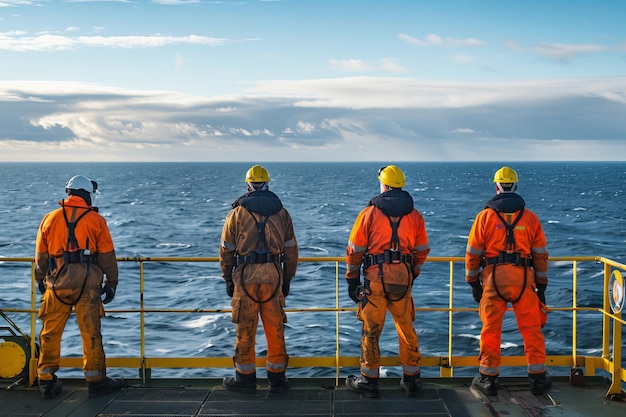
[244,165,270,183]
[378,165,406,188]
[493,166,518,183]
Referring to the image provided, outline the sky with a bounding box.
[0,0,625,162]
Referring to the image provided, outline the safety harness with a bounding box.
[233,193,284,304]
[50,203,95,305]
[485,208,529,303]
[362,190,413,302]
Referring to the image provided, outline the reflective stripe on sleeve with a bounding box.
[466,245,483,256]
[221,241,236,250]
[466,269,480,278]
[348,241,367,253]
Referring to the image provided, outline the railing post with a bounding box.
[139,260,147,383]
[29,261,38,387]
[606,311,623,398]
[441,260,454,378]
[602,262,611,360]
[335,260,340,386]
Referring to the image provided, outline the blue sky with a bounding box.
[1,0,625,162]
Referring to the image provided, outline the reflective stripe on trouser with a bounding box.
[231,282,288,374]
[357,281,421,378]
[478,285,547,376]
[37,287,106,382]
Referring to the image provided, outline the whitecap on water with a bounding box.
[183,315,222,328]
[157,242,192,248]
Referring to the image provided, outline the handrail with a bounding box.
[0,255,623,397]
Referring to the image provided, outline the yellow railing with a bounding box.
[0,256,624,397]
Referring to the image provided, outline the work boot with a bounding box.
[400,373,421,397]
[87,377,126,398]
[471,374,498,396]
[345,374,379,397]
[529,372,552,395]
[222,371,257,394]
[267,371,290,393]
[39,375,63,399]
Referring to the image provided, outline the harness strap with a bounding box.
[484,255,532,267]
[235,252,284,267]
[237,207,283,304]
[363,252,413,268]
[488,208,528,303]
[366,214,411,302]
[492,208,524,254]
[52,203,94,306]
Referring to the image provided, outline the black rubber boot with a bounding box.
[39,375,63,399]
[345,374,379,397]
[222,371,257,394]
[87,377,126,398]
[267,371,290,393]
[529,372,552,395]
[400,373,421,397]
[471,373,498,396]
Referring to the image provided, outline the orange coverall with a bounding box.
[220,190,298,377]
[346,189,430,378]
[35,195,118,383]
[465,193,549,377]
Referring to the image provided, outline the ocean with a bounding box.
[0,162,625,379]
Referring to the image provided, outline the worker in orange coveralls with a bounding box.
[35,175,125,399]
[345,165,430,398]
[220,165,298,394]
[465,166,551,396]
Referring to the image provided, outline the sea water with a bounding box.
[0,162,624,378]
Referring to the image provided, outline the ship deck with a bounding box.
[2,375,625,417]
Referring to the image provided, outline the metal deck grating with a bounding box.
[0,377,623,417]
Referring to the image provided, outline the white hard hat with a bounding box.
[65,175,99,194]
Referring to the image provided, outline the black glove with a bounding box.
[469,281,483,303]
[347,278,362,303]
[536,283,547,305]
[38,280,46,295]
[101,284,115,304]
[225,279,234,297]
[282,279,291,297]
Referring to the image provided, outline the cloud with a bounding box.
[1,77,626,162]
[0,1,39,7]
[398,33,485,47]
[0,32,244,51]
[504,40,611,62]
[329,58,408,73]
